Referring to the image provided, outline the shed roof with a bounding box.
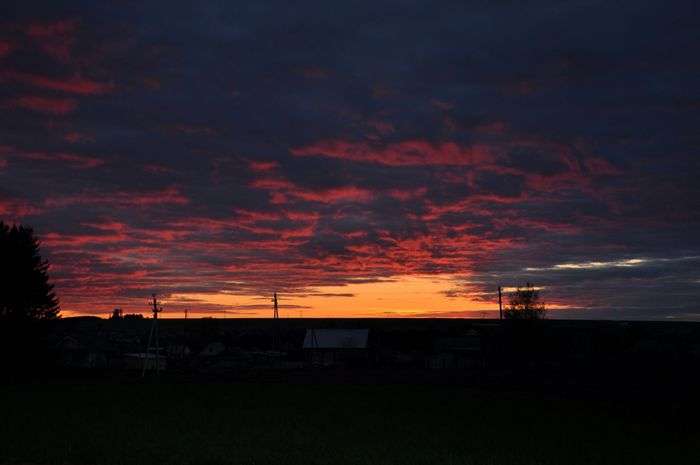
[303,329,369,349]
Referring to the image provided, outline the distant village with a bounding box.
[48,309,700,392]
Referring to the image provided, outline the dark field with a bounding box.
[1,381,698,465]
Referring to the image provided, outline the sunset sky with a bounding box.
[1,1,698,319]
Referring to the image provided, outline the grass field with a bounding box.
[1,381,697,465]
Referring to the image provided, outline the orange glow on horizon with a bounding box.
[61,274,502,318]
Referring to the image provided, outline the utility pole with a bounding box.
[142,294,163,377]
[272,292,280,351]
[498,286,503,321]
[272,292,279,319]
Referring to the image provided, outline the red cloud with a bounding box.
[43,231,127,247]
[369,120,395,135]
[164,123,216,136]
[473,121,508,135]
[238,222,315,240]
[584,157,621,176]
[250,175,373,203]
[82,221,128,232]
[20,151,104,169]
[2,145,103,169]
[167,217,239,232]
[291,139,495,166]
[249,160,279,172]
[234,209,280,222]
[503,79,538,96]
[0,40,13,58]
[250,177,295,190]
[0,198,42,218]
[25,19,79,62]
[296,66,330,79]
[142,163,174,174]
[26,19,79,38]
[64,132,94,143]
[143,77,161,90]
[286,210,320,221]
[431,99,454,111]
[387,187,428,201]
[45,187,189,208]
[2,71,114,95]
[13,95,77,114]
[294,186,373,203]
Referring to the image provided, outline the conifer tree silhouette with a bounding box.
[504,283,545,320]
[0,221,59,321]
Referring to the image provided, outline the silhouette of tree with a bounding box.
[123,313,144,320]
[504,283,545,320]
[0,221,60,321]
[110,308,123,319]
